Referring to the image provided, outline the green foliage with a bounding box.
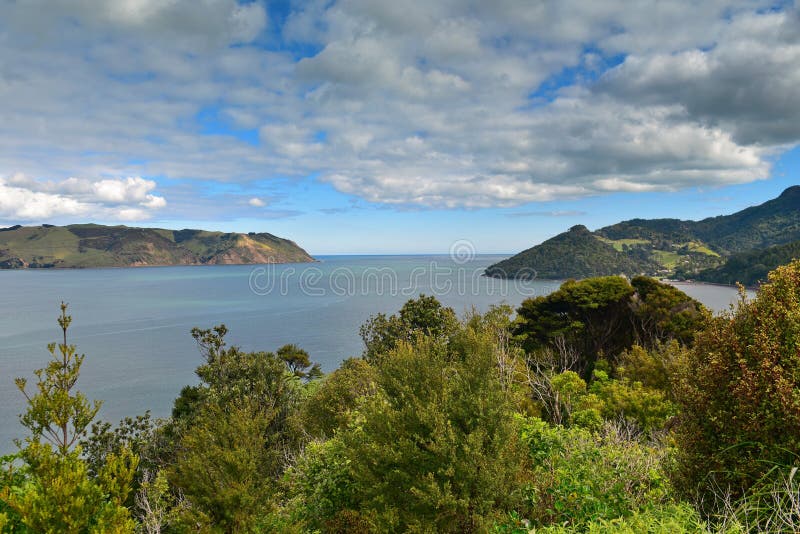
[165,324,316,531]
[284,437,361,531]
[4,442,137,533]
[696,239,800,286]
[521,503,708,533]
[339,321,529,532]
[15,302,101,454]
[589,375,676,434]
[515,277,703,381]
[169,400,278,532]
[673,260,800,503]
[134,469,187,534]
[359,294,458,362]
[485,225,658,280]
[300,357,377,438]
[616,342,685,394]
[525,365,676,435]
[0,223,313,269]
[1,303,138,533]
[80,412,157,504]
[520,418,672,529]
[514,276,636,380]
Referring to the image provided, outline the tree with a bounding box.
[359,294,458,362]
[169,400,278,532]
[166,325,314,530]
[300,357,377,439]
[341,320,529,532]
[673,260,800,503]
[0,303,137,533]
[15,302,101,454]
[514,276,704,382]
[277,343,322,381]
[629,276,705,346]
[514,277,636,380]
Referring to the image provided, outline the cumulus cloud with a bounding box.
[0,175,166,222]
[248,197,266,207]
[0,0,796,212]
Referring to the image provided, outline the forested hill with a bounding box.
[486,186,800,280]
[695,239,800,286]
[485,225,658,279]
[599,185,800,254]
[0,224,314,269]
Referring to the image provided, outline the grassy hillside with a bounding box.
[485,225,658,279]
[597,186,800,254]
[0,224,314,268]
[487,186,800,280]
[695,239,800,286]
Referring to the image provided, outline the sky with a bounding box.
[0,0,799,254]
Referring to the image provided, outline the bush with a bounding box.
[340,324,529,532]
[673,260,800,503]
[520,417,672,529]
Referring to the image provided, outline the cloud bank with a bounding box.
[0,0,797,216]
[0,175,166,221]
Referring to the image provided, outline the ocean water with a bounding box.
[0,255,747,452]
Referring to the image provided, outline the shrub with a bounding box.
[520,417,672,529]
[673,260,800,503]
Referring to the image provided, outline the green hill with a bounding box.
[695,239,800,286]
[0,224,314,269]
[487,186,800,280]
[485,225,658,279]
[597,186,800,254]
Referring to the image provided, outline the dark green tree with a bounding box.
[359,294,458,362]
[342,320,529,532]
[514,276,704,381]
[165,325,315,530]
[277,343,322,381]
[630,275,706,346]
[514,276,636,380]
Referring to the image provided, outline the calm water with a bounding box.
[0,256,747,452]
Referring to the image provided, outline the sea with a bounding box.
[0,255,751,453]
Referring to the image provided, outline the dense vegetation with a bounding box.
[3,267,800,532]
[0,224,314,269]
[486,186,800,281]
[485,225,658,279]
[695,239,800,286]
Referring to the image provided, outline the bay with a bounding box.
[0,255,748,452]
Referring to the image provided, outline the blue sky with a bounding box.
[1,1,799,254]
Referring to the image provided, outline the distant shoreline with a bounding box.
[0,259,320,272]
[665,279,757,291]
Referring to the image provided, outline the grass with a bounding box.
[684,242,720,257]
[652,250,683,269]
[0,225,312,268]
[597,238,651,251]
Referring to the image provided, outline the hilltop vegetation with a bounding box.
[4,266,800,532]
[694,239,800,286]
[484,225,659,279]
[0,224,313,268]
[487,186,800,281]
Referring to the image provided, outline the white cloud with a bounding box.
[0,175,167,222]
[0,0,795,212]
[248,197,266,207]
